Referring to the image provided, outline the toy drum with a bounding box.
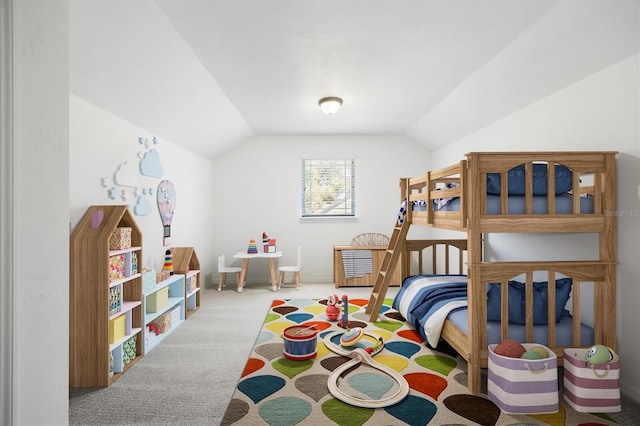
[283,325,318,360]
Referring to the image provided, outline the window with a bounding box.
[301,158,355,217]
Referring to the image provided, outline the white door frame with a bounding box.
[0,0,14,424]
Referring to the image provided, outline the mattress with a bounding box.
[446,307,594,347]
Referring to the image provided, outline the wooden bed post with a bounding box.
[399,178,410,279]
[466,153,484,394]
[600,153,617,349]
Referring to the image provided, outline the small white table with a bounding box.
[233,251,283,292]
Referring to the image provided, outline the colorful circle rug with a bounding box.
[221,298,618,425]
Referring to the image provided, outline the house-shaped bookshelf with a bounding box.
[171,246,201,318]
[70,205,143,387]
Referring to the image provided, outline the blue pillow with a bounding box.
[486,164,573,195]
[486,278,572,325]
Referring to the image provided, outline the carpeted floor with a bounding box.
[69,283,640,425]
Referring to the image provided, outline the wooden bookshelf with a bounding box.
[69,205,143,387]
[171,246,201,318]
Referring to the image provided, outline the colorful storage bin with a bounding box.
[146,287,169,313]
[109,227,132,250]
[108,254,125,283]
[109,285,121,315]
[563,347,621,412]
[151,311,172,334]
[488,343,559,414]
[109,351,115,378]
[142,269,157,292]
[108,315,126,344]
[122,336,137,365]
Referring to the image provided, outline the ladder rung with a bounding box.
[367,215,410,321]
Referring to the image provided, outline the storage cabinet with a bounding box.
[171,247,201,318]
[70,205,143,387]
[143,274,185,354]
[333,245,402,288]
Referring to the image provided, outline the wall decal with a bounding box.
[101,135,165,216]
[113,161,138,187]
[134,196,153,216]
[139,149,164,178]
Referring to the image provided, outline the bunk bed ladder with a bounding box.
[365,217,410,322]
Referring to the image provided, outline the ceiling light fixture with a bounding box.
[318,96,343,115]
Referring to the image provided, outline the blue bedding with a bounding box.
[407,194,594,216]
[392,275,468,347]
[435,194,594,214]
[392,274,594,348]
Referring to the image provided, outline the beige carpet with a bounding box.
[69,283,637,425]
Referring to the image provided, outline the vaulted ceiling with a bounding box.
[70,0,638,160]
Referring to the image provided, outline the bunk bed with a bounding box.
[377,151,617,394]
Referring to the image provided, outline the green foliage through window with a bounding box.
[301,158,355,217]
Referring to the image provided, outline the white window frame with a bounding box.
[301,156,356,217]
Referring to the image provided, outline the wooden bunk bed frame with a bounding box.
[371,151,617,394]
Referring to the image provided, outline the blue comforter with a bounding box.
[392,274,468,348]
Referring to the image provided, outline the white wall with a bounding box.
[429,54,640,401]
[12,0,69,424]
[69,95,218,289]
[211,135,431,286]
[72,119,434,288]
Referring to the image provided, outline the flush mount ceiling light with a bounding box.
[318,96,343,115]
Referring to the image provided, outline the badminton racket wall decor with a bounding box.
[157,180,176,246]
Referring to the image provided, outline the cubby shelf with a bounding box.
[109,272,142,289]
[109,327,143,352]
[143,274,185,354]
[109,300,141,321]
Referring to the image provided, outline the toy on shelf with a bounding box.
[247,239,258,254]
[325,294,340,321]
[262,232,277,253]
[162,249,173,275]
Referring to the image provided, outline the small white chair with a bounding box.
[277,246,301,290]
[217,255,242,292]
